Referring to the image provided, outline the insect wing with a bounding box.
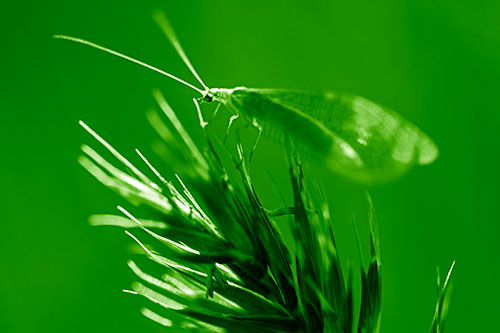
[249,89,438,183]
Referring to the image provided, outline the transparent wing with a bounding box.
[245,89,439,184]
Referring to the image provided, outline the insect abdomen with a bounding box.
[229,89,364,177]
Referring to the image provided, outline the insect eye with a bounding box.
[203,94,213,103]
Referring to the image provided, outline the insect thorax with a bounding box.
[198,87,245,105]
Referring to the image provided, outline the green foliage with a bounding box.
[80,89,453,332]
[429,262,456,333]
[358,193,381,333]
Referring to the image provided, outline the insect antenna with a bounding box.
[53,35,204,94]
[153,10,209,91]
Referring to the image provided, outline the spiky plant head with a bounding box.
[80,89,453,332]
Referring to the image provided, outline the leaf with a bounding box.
[232,144,298,312]
[430,261,456,333]
[358,193,382,333]
[286,143,323,331]
[89,214,168,229]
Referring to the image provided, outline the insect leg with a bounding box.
[193,98,208,129]
[205,262,215,298]
[224,114,240,143]
[193,99,222,130]
[209,102,222,122]
[248,119,263,163]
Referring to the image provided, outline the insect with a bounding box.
[55,11,438,185]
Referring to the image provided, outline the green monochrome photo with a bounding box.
[1,1,499,332]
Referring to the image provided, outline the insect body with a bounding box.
[208,87,437,184]
[55,11,438,184]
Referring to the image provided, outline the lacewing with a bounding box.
[55,11,438,184]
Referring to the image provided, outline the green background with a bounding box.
[1,0,498,331]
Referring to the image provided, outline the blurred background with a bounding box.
[1,0,499,331]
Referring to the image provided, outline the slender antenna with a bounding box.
[153,10,209,91]
[54,35,203,94]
